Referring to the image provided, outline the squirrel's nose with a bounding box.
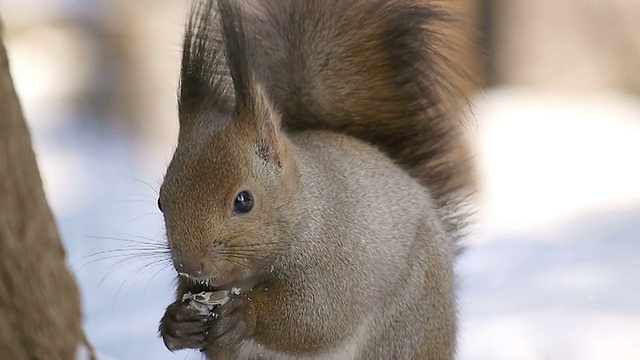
[174,257,208,278]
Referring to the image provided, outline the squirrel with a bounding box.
[157,0,475,359]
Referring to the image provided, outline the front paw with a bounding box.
[202,295,256,354]
[159,301,210,351]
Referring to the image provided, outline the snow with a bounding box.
[24,88,640,360]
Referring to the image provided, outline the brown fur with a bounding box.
[158,0,475,358]
[244,0,476,238]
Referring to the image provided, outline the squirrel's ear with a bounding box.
[219,0,264,120]
[219,0,284,160]
[247,84,286,167]
[178,0,231,130]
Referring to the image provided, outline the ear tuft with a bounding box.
[218,0,284,166]
[179,0,232,119]
[218,0,256,117]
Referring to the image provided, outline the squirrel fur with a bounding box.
[158,0,476,359]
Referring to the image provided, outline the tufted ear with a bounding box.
[220,0,274,122]
[178,0,232,129]
[177,0,281,146]
[218,0,284,166]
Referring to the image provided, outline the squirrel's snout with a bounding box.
[172,253,253,291]
[173,256,210,278]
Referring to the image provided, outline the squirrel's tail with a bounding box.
[181,0,476,240]
[252,0,476,240]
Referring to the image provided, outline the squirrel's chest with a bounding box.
[236,334,362,360]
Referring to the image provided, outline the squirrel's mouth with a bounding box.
[179,274,219,294]
[178,272,259,294]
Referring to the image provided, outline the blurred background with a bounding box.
[2,0,640,359]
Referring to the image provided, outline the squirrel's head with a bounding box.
[158,0,299,291]
[159,90,300,290]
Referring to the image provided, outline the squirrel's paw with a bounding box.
[201,294,256,354]
[159,301,209,351]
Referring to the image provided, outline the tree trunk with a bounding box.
[0,15,90,360]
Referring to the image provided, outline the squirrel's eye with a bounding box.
[233,191,253,214]
[157,198,164,213]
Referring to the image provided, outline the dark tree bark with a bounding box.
[0,16,92,360]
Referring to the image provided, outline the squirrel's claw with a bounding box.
[159,302,209,352]
[201,294,256,355]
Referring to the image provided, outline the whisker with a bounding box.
[131,260,168,285]
[74,252,170,270]
[112,271,133,304]
[75,247,169,261]
[117,233,167,244]
[81,254,158,294]
[83,247,169,256]
[223,240,290,249]
[142,263,174,299]
[217,252,260,261]
[224,258,253,271]
[221,246,288,255]
[95,257,166,302]
[111,259,172,304]
[95,254,168,283]
[84,235,167,247]
[120,212,163,228]
[94,199,157,206]
[117,173,159,195]
[127,193,158,201]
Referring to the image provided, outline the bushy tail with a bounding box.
[251,0,476,239]
[180,0,477,240]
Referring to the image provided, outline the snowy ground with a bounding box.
[23,88,640,360]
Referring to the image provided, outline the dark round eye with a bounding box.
[157,198,163,213]
[233,191,253,214]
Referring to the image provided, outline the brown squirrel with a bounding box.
[157,0,475,358]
